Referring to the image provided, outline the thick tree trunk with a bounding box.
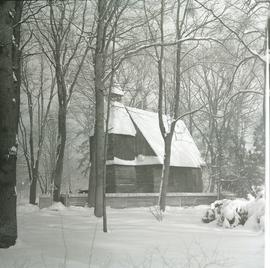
[13,4,22,130]
[0,0,22,248]
[94,77,105,217]
[94,0,106,218]
[0,187,17,248]
[158,135,172,211]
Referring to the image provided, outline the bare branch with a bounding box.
[174,105,206,123]
[194,0,265,63]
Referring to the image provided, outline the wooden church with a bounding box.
[91,89,205,193]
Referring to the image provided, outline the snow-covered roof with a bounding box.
[108,102,136,136]
[89,101,136,136]
[111,86,124,96]
[90,101,203,167]
[126,107,204,168]
[105,103,204,168]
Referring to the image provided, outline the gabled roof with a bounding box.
[107,102,204,168]
[126,106,204,168]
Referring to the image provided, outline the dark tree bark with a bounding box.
[0,0,22,248]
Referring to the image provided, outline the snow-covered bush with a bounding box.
[202,193,265,230]
[245,197,265,230]
[45,202,66,211]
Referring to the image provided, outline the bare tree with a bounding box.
[185,43,264,194]
[31,1,91,201]
[138,0,266,208]
[142,0,206,211]
[19,55,55,204]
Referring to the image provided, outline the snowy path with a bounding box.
[0,205,264,268]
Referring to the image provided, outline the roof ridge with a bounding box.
[126,105,157,115]
[125,105,184,123]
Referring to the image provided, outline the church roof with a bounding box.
[108,102,136,136]
[107,102,204,168]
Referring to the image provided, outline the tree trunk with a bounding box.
[0,0,22,248]
[94,78,105,217]
[29,168,38,205]
[209,150,216,192]
[0,187,17,248]
[216,133,224,199]
[158,135,172,211]
[53,103,67,201]
[188,81,193,135]
[88,136,96,207]
[93,0,106,218]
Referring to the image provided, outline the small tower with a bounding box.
[111,85,124,102]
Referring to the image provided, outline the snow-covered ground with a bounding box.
[0,203,264,268]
